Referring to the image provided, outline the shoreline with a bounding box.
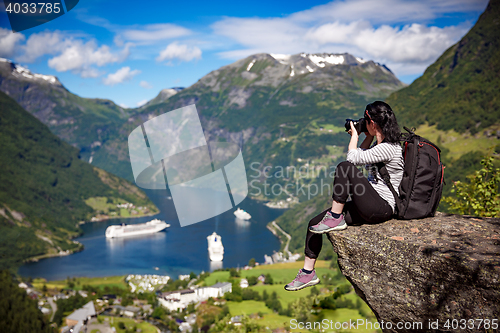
[78,209,160,225]
[23,242,84,263]
[24,210,160,265]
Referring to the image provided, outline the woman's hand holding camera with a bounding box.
[348,121,359,151]
[348,121,358,138]
[349,120,375,150]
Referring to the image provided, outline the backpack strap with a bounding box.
[375,162,402,216]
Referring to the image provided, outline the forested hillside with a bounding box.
[386,0,499,134]
[0,271,54,333]
[0,91,157,270]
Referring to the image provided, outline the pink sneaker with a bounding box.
[284,269,320,291]
[309,211,347,234]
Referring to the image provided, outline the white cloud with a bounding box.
[119,24,192,44]
[210,0,483,76]
[16,31,67,62]
[304,21,469,64]
[140,80,153,89]
[352,23,468,64]
[212,18,306,54]
[47,40,131,77]
[291,0,488,25]
[119,103,128,108]
[156,42,202,62]
[136,99,148,107]
[103,66,141,86]
[6,31,131,78]
[0,28,25,58]
[213,16,470,63]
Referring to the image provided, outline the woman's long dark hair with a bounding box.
[365,101,400,143]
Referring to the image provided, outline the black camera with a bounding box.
[345,118,367,134]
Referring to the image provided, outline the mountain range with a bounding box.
[0,52,406,203]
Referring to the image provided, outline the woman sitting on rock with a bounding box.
[285,101,404,291]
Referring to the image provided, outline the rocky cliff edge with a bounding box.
[327,213,500,333]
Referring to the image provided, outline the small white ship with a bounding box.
[105,219,170,238]
[207,232,224,261]
[234,208,251,220]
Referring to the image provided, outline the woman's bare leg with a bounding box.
[331,200,344,214]
[304,256,316,271]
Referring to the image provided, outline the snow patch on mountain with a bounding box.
[270,54,291,64]
[246,59,256,71]
[1,57,60,85]
[307,54,344,67]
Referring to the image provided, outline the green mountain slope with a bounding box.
[0,58,133,161]
[386,0,499,134]
[0,91,158,271]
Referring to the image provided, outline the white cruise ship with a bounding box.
[207,232,224,261]
[234,208,251,220]
[105,219,170,238]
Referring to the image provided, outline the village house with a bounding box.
[124,305,141,317]
[196,282,232,299]
[158,282,232,311]
[240,278,249,288]
[65,301,96,333]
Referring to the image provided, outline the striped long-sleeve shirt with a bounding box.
[346,142,404,212]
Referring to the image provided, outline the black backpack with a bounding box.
[378,127,445,219]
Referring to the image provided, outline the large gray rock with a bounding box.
[327,213,500,332]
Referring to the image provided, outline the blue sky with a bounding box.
[0,0,489,108]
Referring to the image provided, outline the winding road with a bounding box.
[271,221,293,258]
[47,297,57,322]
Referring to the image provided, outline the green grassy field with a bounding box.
[204,261,344,309]
[96,315,157,333]
[250,284,313,307]
[33,275,128,291]
[242,261,333,285]
[260,313,296,330]
[315,123,345,134]
[203,271,231,286]
[415,124,499,161]
[204,261,333,286]
[315,309,380,333]
[226,292,378,332]
[226,300,271,316]
[219,261,379,332]
[226,301,292,330]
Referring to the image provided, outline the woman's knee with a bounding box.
[335,161,363,182]
[336,161,355,171]
[335,161,357,178]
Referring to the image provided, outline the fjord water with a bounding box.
[19,189,283,280]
